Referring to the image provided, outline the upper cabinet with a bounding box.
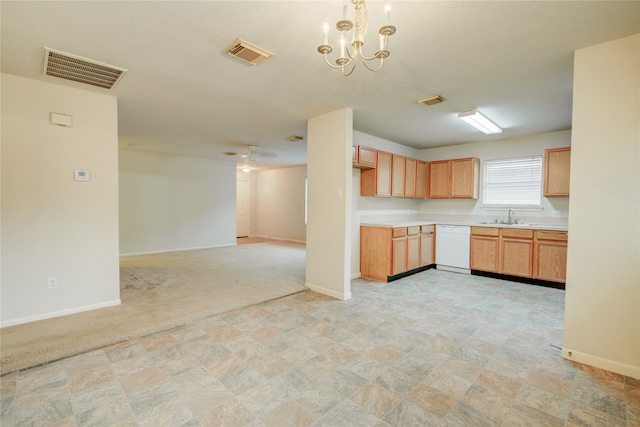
[361,149,392,197]
[415,160,428,198]
[404,157,417,198]
[428,157,479,199]
[391,154,405,197]
[353,145,377,169]
[359,147,427,199]
[427,160,450,198]
[544,147,571,197]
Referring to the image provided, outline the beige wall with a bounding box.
[119,149,237,255]
[253,166,307,243]
[1,74,120,326]
[306,108,352,300]
[564,34,640,378]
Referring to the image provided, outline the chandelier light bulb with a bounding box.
[317,0,396,76]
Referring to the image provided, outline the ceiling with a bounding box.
[2,1,638,169]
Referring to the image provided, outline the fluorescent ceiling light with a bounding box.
[458,110,502,135]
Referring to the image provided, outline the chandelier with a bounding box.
[317,0,396,76]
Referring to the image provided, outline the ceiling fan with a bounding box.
[223,144,278,163]
[242,145,260,162]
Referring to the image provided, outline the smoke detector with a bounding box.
[43,47,127,90]
[225,39,273,65]
[416,94,447,106]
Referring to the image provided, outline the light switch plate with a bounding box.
[74,170,90,182]
[50,112,72,127]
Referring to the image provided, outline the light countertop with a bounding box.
[360,219,568,231]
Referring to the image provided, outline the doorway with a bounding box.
[236,171,250,237]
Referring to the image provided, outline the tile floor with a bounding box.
[1,270,639,426]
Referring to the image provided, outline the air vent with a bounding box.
[43,47,127,90]
[225,39,273,65]
[416,94,447,106]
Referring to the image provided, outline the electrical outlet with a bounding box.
[552,210,561,218]
[450,209,455,216]
[47,277,58,289]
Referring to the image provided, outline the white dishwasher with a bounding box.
[435,225,471,274]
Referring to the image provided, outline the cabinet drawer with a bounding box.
[502,228,533,239]
[536,230,568,241]
[407,226,421,235]
[421,225,434,233]
[392,228,407,238]
[471,227,500,237]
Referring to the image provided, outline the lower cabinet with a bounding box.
[406,227,421,271]
[391,228,407,276]
[533,230,568,282]
[361,225,435,282]
[500,229,534,278]
[470,228,499,272]
[471,226,567,284]
[420,225,435,266]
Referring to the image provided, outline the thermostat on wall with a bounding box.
[74,170,90,182]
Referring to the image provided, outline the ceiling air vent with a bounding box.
[416,94,447,106]
[43,47,127,90]
[225,39,273,65]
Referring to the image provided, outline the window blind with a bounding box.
[482,156,542,207]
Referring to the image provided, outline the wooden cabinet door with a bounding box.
[470,235,499,272]
[420,232,434,266]
[428,160,450,198]
[404,157,417,198]
[391,154,405,197]
[392,236,407,275]
[451,158,479,199]
[415,161,427,198]
[534,241,567,282]
[376,151,393,197]
[358,146,377,168]
[544,147,571,197]
[361,150,393,197]
[407,234,420,270]
[501,238,533,277]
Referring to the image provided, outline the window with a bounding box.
[482,156,542,207]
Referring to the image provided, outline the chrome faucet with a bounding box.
[507,208,515,224]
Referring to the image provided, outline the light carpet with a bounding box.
[0,240,306,375]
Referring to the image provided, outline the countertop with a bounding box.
[360,219,568,231]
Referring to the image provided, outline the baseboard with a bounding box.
[562,347,640,380]
[250,235,306,245]
[305,282,352,301]
[351,272,361,280]
[1,299,122,328]
[120,243,235,257]
[471,270,565,290]
[388,265,435,282]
